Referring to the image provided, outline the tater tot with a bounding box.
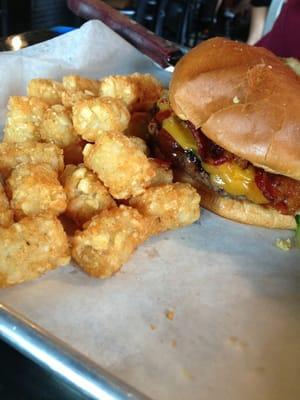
[61,90,95,109]
[7,163,67,219]
[149,159,173,186]
[0,181,13,228]
[130,73,163,111]
[128,136,150,156]
[0,142,64,178]
[62,75,99,94]
[3,96,48,143]
[72,97,130,142]
[0,214,70,287]
[83,132,155,199]
[27,79,63,105]
[40,104,78,148]
[99,73,163,111]
[72,205,149,278]
[129,183,201,233]
[61,75,100,108]
[61,164,116,226]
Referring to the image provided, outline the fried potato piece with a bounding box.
[27,79,63,105]
[72,205,149,278]
[0,214,70,287]
[7,163,66,219]
[61,75,100,108]
[149,159,173,186]
[0,181,13,228]
[72,97,130,142]
[40,104,78,148]
[61,164,116,226]
[99,73,163,111]
[83,132,155,199]
[129,183,201,233]
[0,142,64,178]
[62,75,99,94]
[3,96,48,143]
[129,136,149,156]
[61,90,95,109]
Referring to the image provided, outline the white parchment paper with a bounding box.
[0,20,299,400]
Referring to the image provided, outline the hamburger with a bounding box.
[149,37,300,230]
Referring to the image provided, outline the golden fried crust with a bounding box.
[83,132,155,199]
[61,90,95,109]
[72,205,150,278]
[99,73,163,112]
[175,170,296,229]
[128,136,149,156]
[7,163,67,219]
[27,79,63,106]
[0,142,64,178]
[40,104,78,148]
[61,164,116,226]
[62,75,100,94]
[0,181,13,228]
[149,159,173,186]
[129,182,201,233]
[72,97,130,142]
[130,73,164,111]
[0,214,70,288]
[3,96,48,143]
[61,75,100,108]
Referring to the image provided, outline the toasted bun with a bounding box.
[174,170,296,229]
[170,37,300,181]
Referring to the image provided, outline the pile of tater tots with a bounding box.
[0,73,200,287]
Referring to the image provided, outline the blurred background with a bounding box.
[0,0,254,51]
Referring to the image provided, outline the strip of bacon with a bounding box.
[255,169,300,215]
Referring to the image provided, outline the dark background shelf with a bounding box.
[0,0,251,49]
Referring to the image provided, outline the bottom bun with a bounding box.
[174,170,296,230]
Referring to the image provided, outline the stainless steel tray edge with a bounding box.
[0,303,152,400]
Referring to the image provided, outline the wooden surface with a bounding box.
[67,0,183,67]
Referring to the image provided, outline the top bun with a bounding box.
[169,37,300,181]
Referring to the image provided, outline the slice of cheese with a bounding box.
[202,162,268,204]
[161,110,268,205]
[162,116,198,152]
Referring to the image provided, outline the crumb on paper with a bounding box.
[228,336,248,350]
[182,368,193,381]
[255,366,266,374]
[146,247,159,259]
[171,339,177,348]
[166,309,175,321]
[149,324,156,330]
[275,238,292,251]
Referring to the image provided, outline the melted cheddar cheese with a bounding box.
[160,107,268,205]
[202,162,268,204]
[162,116,198,152]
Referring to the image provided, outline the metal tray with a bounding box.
[0,21,299,400]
